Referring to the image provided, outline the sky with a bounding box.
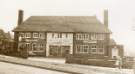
[0,0,135,56]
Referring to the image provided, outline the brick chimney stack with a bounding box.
[17,10,23,25]
[104,10,108,27]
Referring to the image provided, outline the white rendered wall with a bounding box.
[46,32,73,56]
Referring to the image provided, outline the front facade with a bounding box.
[17,32,73,57]
[74,33,110,57]
[16,31,110,57]
[13,10,114,57]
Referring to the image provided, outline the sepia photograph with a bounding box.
[0,0,134,74]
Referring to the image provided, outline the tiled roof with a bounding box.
[13,16,111,33]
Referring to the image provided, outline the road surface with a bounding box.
[0,62,68,74]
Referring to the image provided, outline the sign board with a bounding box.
[83,40,97,43]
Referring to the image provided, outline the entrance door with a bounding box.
[49,46,59,56]
[61,46,70,57]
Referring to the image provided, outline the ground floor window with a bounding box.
[19,43,45,51]
[91,45,97,53]
[26,43,31,51]
[76,45,89,53]
[49,45,70,57]
[32,43,45,51]
[75,44,105,54]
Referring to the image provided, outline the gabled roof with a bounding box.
[13,16,111,33]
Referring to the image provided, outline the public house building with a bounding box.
[13,10,114,57]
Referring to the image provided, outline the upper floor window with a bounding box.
[76,34,82,40]
[20,33,25,38]
[76,33,105,40]
[58,33,62,38]
[65,33,68,38]
[91,34,97,40]
[84,34,89,40]
[52,33,55,38]
[76,33,89,40]
[33,33,39,38]
[25,33,31,38]
[39,33,44,39]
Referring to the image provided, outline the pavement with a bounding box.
[0,62,68,74]
[0,55,134,74]
[29,57,134,74]
[28,57,65,64]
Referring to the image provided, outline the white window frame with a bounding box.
[25,33,31,38]
[91,34,97,40]
[83,45,89,53]
[84,34,89,40]
[91,45,97,54]
[33,33,39,38]
[76,33,83,40]
[76,45,89,53]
